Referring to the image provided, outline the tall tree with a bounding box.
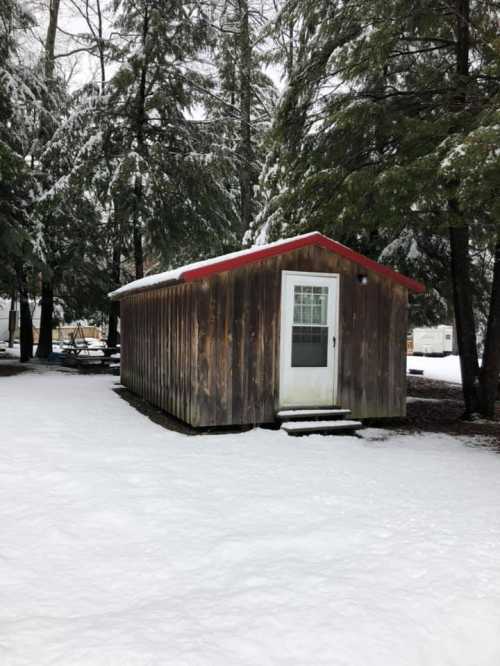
[237,0,253,236]
[107,0,240,270]
[255,0,500,416]
[0,0,41,361]
[65,0,122,346]
[209,0,277,240]
[35,0,62,358]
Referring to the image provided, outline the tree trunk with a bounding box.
[19,300,33,363]
[8,291,16,348]
[449,223,480,415]
[107,234,122,350]
[133,190,144,280]
[94,0,106,93]
[286,19,294,78]
[16,267,33,362]
[36,0,61,357]
[45,0,60,80]
[107,301,120,350]
[39,0,60,144]
[478,237,500,417]
[450,0,500,419]
[238,0,253,238]
[36,280,53,358]
[447,0,481,416]
[36,277,54,357]
[130,6,149,281]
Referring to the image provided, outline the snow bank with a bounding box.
[407,354,462,384]
[1,371,500,665]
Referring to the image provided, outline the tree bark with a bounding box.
[449,223,480,415]
[94,0,106,93]
[107,230,122,350]
[36,276,54,358]
[478,237,500,417]
[8,291,16,348]
[238,0,253,238]
[44,0,60,80]
[130,5,149,281]
[36,280,53,358]
[107,301,120,350]
[133,178,144,280]
[16,267,33,363]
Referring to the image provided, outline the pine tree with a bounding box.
[105,0,241,273]
[254,0,500,416]
[209,0,277,239]
[0,0,43,361]
[32,0,63,359]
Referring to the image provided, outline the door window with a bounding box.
[291,286,329,367]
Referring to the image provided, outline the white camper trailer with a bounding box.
[412,325,454,356]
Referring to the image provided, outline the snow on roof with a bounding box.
[109,231,425,299]
[109,233,318,299]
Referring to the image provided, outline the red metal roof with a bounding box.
[181,232,425,293]
[110,231,425,299]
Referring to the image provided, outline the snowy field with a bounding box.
[407,353,462,384]
[1,369,500,665]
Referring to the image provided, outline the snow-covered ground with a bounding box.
[407,354,462,384]
[1,369,500,665]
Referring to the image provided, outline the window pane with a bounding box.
[291,326,328,367]
[312,306,322,324]
[294,285,328,325]
[320,295,327,323]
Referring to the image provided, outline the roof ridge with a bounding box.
[110,231,425,299]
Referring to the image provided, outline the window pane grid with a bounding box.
[291,284,329,367]
[293,285,328,326]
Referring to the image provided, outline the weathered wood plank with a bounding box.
[119,244,410,426]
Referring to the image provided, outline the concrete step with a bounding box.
[281,419,363,436]
[276,408,351,421]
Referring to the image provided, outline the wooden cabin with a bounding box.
[110,232,424,428]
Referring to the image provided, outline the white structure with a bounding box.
[412,325,454,356]
[0,298,41,342]
[0,298,14,342]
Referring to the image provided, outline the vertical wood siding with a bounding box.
[121,283,195,425]
[120,244,408,427]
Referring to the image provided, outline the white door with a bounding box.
[279,271,339,408]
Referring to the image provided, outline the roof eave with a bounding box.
[181,233,426,294]
[109,232,426,299]
[109,278,181,301]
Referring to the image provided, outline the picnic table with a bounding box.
[62,345,120,371]
[63,345,119,357]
